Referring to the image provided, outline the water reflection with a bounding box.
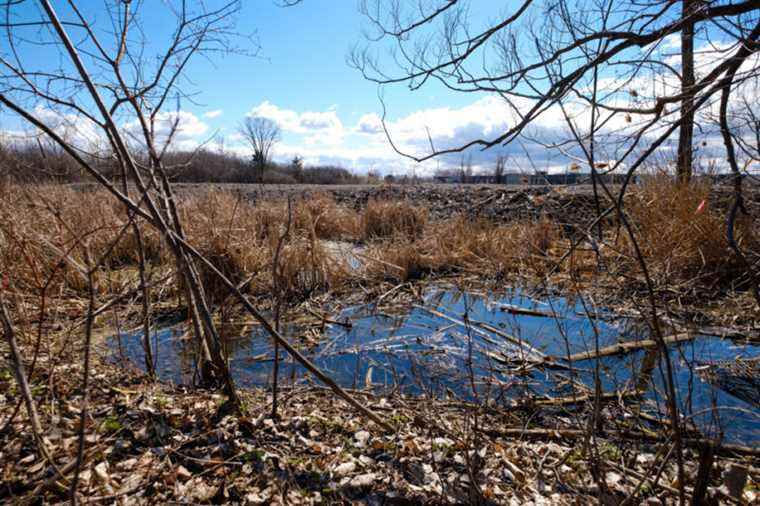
[110,285,760,443]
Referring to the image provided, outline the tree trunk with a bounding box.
[0,294,45,444]
[677,0,696,184]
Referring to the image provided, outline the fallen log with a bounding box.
[556,333,694,363]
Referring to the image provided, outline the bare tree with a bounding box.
[238,116,281,181]
[459,154,473,183]
[352,0,760,181]
[494,155,506,184]
[677,0,698,184]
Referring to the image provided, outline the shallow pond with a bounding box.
[110,285,760,444]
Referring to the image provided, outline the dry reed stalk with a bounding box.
[624,174,757,287]
[295,192,360,240]
[176,190,354,302]
[365,216,566,281]
[6,181,755,316]
[361,199,428,240]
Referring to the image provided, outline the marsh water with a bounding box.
[110,285,760,444]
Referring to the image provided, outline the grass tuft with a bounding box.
[623,174,757,288]
[361,199,427,240]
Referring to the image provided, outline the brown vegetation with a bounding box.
[2,180,759,504]
[621,174,758,291]
[2,181,756,305]
[1,183,577,301]
[360,199,428,240]
[363,217,565,282]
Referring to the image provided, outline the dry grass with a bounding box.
[364,217,566,282]
[269,234,350,300]
[3,178,755,312]
[623,174,757,287]
[361,199,428,240]
[0,184,162,295]
[178,191,267,303]
[178,191,353,303]
[295,192,360,240]
[363,242,439,281]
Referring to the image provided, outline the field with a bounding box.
[2,180,759,504]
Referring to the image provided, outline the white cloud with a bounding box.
[300,111,341,130]
[33,106,103,148]
[203,109,223,119]
[355,113,384,135]
[153,111,209,139]
[246,101,345,145]
[247,101,300,131]
[387,96,512,144]
[234,96,573,175]
[121,110,209,151]
[237,46,760,177]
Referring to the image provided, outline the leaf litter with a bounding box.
[2,345,759,504]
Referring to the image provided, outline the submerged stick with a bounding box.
[306,308,352,329]
[557,333,693,363]
[500,304,555,318]
[415,305,547,361]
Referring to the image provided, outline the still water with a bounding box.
[111,285,760,444]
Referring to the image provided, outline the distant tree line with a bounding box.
[0,141,373,185]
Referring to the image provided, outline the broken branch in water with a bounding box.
[306,307,353,328]
[500,304,555,318]
[556,333,694,363]
[414,305,548,362]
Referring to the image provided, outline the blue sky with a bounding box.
[1,1,757,176]
[181,0,502,174]
[158,0,489,173]
[1,0,560,175]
